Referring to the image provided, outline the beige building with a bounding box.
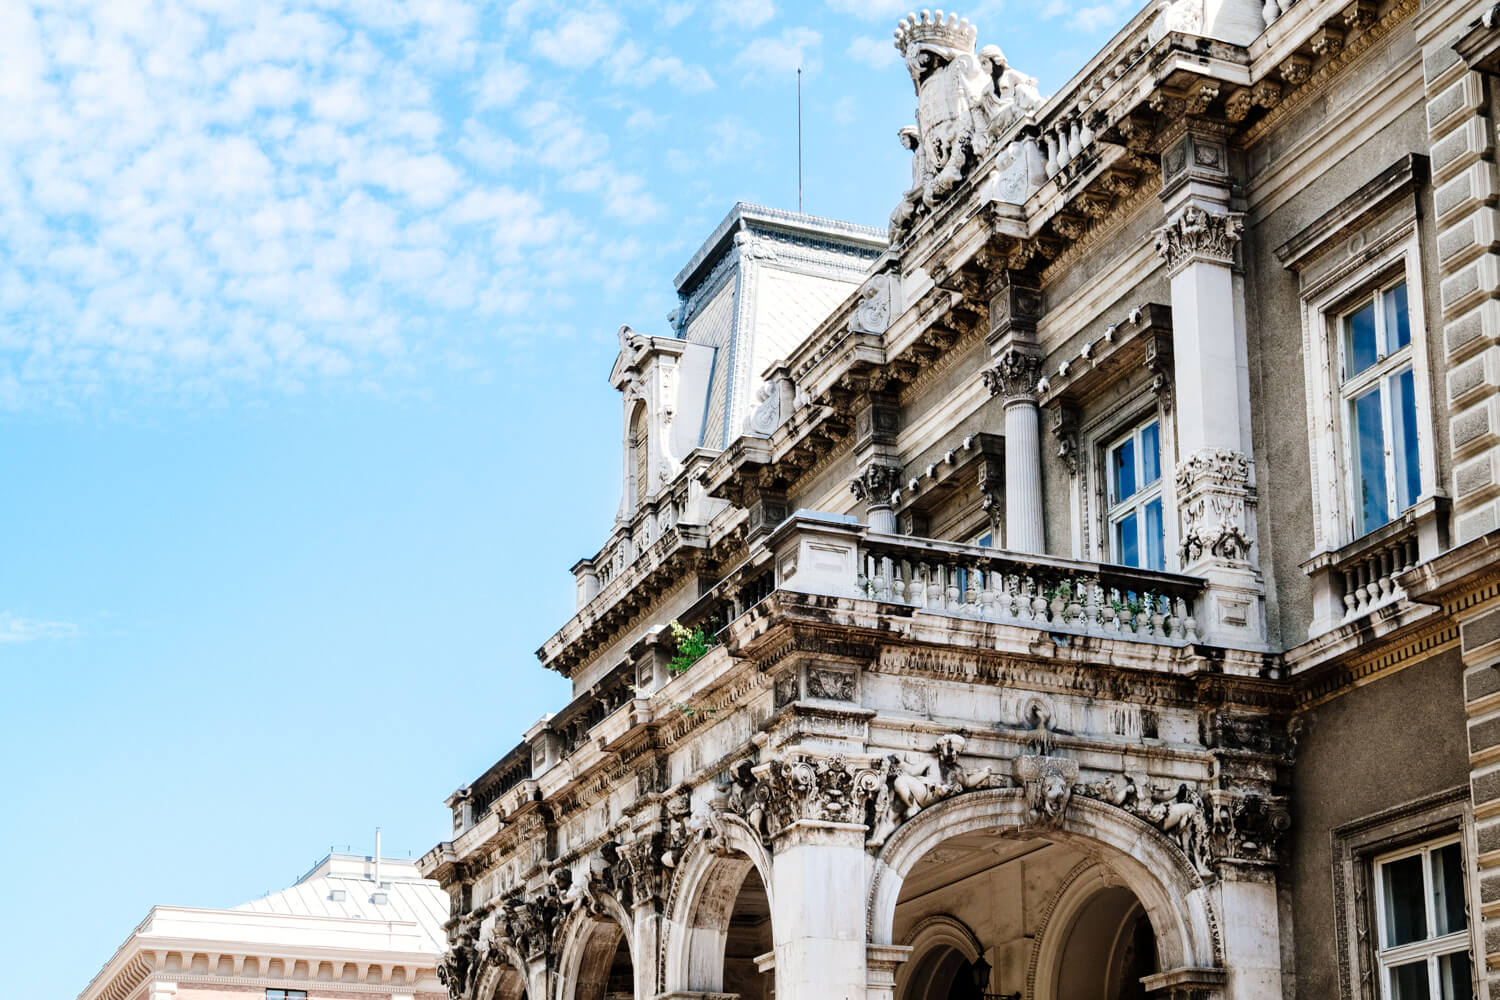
[79,854,447,1000]
[421,2,1500,1000]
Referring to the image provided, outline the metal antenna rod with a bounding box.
[796,67,803,214]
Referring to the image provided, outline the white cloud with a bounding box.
[711,0,776,29]
[531,8,624,68]
[1066,1,1133,31]
[737,27,822,78]
[0,613,78,643]
[624,109,665,131]
[609,41,715,92]
[475,59,529,107]
[0,0,735,406]
[846,35,899,69]
[824,0,909,19]
[663,2,697,26]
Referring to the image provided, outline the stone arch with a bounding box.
[867,788,1220,971]
[1026,859,1152,1000]
[896,915,984,1000]
[474,944,530,1000]
[659,816,776,996]
[555,898,638,1000]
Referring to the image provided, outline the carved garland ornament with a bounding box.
[1152,204,1245,275]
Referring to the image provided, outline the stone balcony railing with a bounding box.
[768,513,1207,645]
[446,512,1212,838]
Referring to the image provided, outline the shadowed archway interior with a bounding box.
[573,918,634,1000]
[724,866,773,1000]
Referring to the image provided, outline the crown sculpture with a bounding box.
[890,10,1044,239]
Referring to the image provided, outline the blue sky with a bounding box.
[0,1,1140,994]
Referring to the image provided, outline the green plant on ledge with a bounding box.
[667,620,717,674]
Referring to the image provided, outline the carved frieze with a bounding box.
[807,666,856,701]
[1152,204,1244,276]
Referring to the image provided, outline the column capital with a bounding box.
[982,348,1044,404]
[1153,204,1245,276]
[850,462,904,510]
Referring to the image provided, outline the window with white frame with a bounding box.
[1340,279,1422,538]
[1104,417,1165,571]
[1373,837,1473,1000]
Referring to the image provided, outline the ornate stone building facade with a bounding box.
[421,2,1500,999]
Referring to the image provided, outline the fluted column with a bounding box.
[984,349,1045,553]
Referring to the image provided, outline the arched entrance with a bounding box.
[661,819,776,999]
[870,789,1216,1000]
[570,917,635,1000]
[723,867,772,1000]
[1047,883,1157,1000]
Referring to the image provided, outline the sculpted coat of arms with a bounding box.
[890,11,1045,238]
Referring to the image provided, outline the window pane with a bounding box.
[976,533,993,548]
[1391,367,1421,513]
[1353,385,1391,535]
[1112,438,1137,502]
[1438,950,1473,1000]
[1141,421,1161,485]
[1432,843,1467,937]
[1389,960,1433,1000]
[1145,498,1165,572]
[1115,511,1140,568]
[1346,301,1379,379]
[1386,282,1411,352]
[1383,853,1430,946]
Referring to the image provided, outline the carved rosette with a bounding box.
[1175,448,1255,566]
[1152,204,1245,276]
[982,348,1044,403]
[850,463,904,510]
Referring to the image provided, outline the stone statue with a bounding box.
[889,11,1044,238]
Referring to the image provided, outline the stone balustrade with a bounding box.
[1333,523,1420,621]
[858,533,1203,643]
[768,512,1206,647]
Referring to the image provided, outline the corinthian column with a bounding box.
[1154,123,1264,648]
[851,462,904,533]
[984,348,1045,553]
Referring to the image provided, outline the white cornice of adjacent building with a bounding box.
[78,854,447,1000]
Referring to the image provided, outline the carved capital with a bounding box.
[850,462,904,509]
[1153,204,1244,275]
[982,348,1044,402]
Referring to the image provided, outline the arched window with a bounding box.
[630,403,649,506]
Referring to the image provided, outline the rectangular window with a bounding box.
[1374,838,1473,1000]
[267,992,309,1000]
[1341,281,1421,537]
[1105,418,1165,571]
